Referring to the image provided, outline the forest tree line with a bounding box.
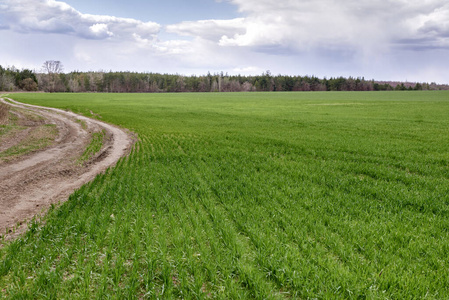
[1,64,448,93]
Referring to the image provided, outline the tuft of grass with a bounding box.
[75,119,87,130]
[78,129,106,163]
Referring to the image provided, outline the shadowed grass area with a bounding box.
[1,91,449,298]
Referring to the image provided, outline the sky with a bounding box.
[1,0,449,83]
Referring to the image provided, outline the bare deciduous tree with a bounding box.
[42,60,63,74]
[42,60,63,92]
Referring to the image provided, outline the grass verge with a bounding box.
[78,129,106,164]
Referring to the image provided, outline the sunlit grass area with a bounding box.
[1,91,449,298]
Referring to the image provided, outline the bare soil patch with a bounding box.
[0,97,134,241]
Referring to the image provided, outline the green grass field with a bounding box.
[1,91,449,298]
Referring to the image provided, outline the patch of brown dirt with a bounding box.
[0,97,134,242]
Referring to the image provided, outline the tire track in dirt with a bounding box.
[0,97,134,240]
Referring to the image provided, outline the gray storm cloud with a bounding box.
[167,0,449,54]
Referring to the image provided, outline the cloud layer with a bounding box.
[168,0,449,53]
[0,0,448,82]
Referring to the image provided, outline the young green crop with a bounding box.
[1,91,449,298]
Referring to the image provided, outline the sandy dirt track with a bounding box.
[0,97,133,240]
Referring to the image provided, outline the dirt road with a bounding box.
[0,97,133,240]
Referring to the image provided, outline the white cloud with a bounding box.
[418,5,449,38]
[89,23,113,39]
[154,40,194,55]
[167,0,449,54]
[166,18,246,41]
[0,0,160,40]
